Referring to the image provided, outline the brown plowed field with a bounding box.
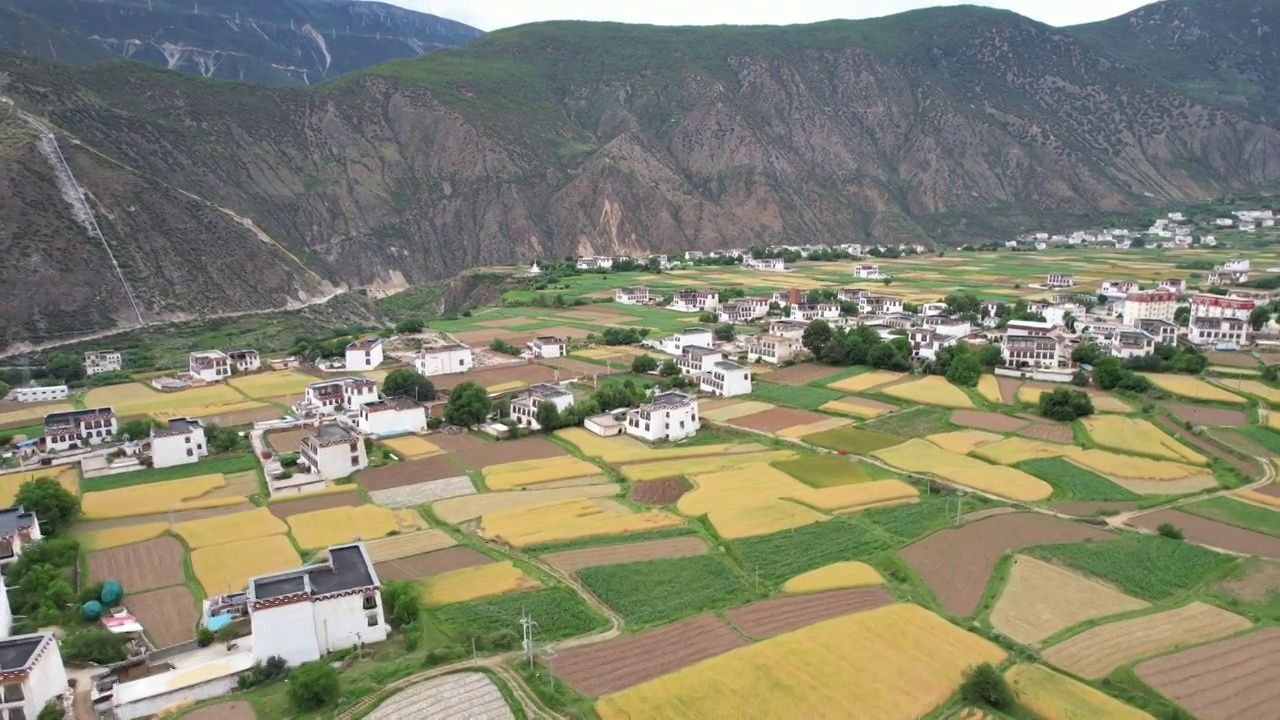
[429,432,485,452]
[540,537,709,573]
[1206,352,1260,368]
[265,427,312,452]
[1134,509,1280,558]
[628,478,690,505]
[731,407,830,433]
[1136,628,1280,720]
[374,547,493,580]
[1152,415,1259,477]
[548,614,745,696]
[724,587,894,639]
[1220,561,1280,602]
[1016,422,1074,444]
[130,585,199,648]
[950,411,1028,433]
[268,492,363,519]
[1257,483,1280,498]
[764,364,841,386]
[1162,402,1248,427]
[901,513,1114,617]
[88,536,185,591]
[540,358,618,378]
[74,502,252,533]
[201,406,284,426]
[358,456,464,490]
[997,377,1022,404]
[450,436,566,469]
[186,702,257,720]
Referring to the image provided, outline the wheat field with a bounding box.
[418,561,541,606]
[1006,664,1153,720]
[990,556,1148,646]
[873,439,1052,502]
[782,562,884,594]
[82,474,243,520]
[880,376,976,409]
[1081,416,1206,464]
[480,498,683,547]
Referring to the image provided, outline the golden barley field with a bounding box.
[873,439,1052,502]
[1081,416,1206,465]
[483,456,602,490]
[288,505,420,550]
[621,450,796,482]
[1236,488,1280,509]
[85,382,247,417]
[989,556,1149,646]
[1005,664,1153,720]
[81,474,244,520]
[1216,379,1280,403]
[418,561,541,606]
[0,403,74,426]
[175,506,288,549]
[480,498,683,547]
[380,435,443,459]
[0,466,79,507]
[700,402,777,422]
[1018,387,1132,413]
[75,522,169,551]
[190,535,301,595]
[596,604,1005,720]
[556,427,752,462]
[974,437,1076,465]
[819,399,890,419]
[360,530,457,563]
[707,499,829,539]
[227,370,315,399]
[826,370,906,393]
[881,376,976,409]
[1138,374,1246,404]
[782,562,883,594]
[433,484,622,524]
[775,417,851,438]
[926,430,1005,455]
[1070,450,1205,481]
[976,375,1005,405]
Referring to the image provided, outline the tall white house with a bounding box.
[668,290,719,313]
[227,349,261,373]
[701,361,752,397]
[299,425,368,481]
[746,335,802,365]
[247,543,387,666]
[83,350,122,376]
[614,287,652,305]
[1001,320,1066,369]
[0,573,10,637]
[1188,293,1255,347]
[13,386,68,403]
[625,391,700,442]
[149,418,207,469]
[654,328,714,356]
[0,507,42,569]
[413,345,474,377]
[510,384,576,431]
[527,336,566,359]
[0,633,68,718]
[188,350,231,383]
[345,338,384,371]
[356,398,427,437]
[1121,291,1180,325]
[675,346,723,376]
[299,378,379,415]
[41,407,117,452]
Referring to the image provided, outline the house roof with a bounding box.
[419,343,471,355]
[347,337,382,350]
[712,360,745,371]
[524,383,572,400]
[0,633,51,672]
[45,407,114,427]
[642,391,695,410]
[152,417,202,438]
[0,506,37,540]
[305,424,359,448]
[681,345,720,359]
[533,336,564,344]
[249,543,378,602]
[363,398,421,413]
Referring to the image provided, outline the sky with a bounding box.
[394,0,1154,32]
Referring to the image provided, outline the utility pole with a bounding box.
[519,608,539,670]
[544,646,558,691]
[954,492,965,526]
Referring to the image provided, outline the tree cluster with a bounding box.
[382,369,438,401]
[489,338,523,356]
[1123,344,1207,374]
[599,327,650,345]
[1039,388,1095,421]
[1092,356,1154,394]
[800,321,912,370]
[443,382,492,426]
[930,341,1002,382]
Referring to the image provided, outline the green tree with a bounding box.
[60,630,128,665]
[946,353,983,388]
[38,701,63,720]
[713,323,736,342]
[15,478,81,535]
[381,580,422,628]
[1249,306,1272,331]
[115,418,156,442]
[288,661,340,711]
[631,354,658,373]
[977,344,1003,368]
[659,359,680,377]
[394,318,424,334]
[381,369,437,401]
[1174,306,1191,325]
[801,320,833,356]
[444,382,491,426]
[593,380,647,410]
[1093,357,1126,390]
[0,380,9,397]
[697,311,718,324]
[1072,342,1102,365]
[960,663,1016,711]
[536,401,563,431]
[1157,523,1184,540]
[1039,388,1095,421]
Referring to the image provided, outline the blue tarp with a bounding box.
[204,613,234,631]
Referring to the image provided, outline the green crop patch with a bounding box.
[748,382,844,410]
[859,497,958,544]
[861,406,953,437]
[803,426,905,454]
[576,555,754,627]
[733,519,893,586]
[772,456,894,488]
[1028,535,1236,602]
[1183,497,1280,537]
[430,588,608,641]
[1017,457,1140,502]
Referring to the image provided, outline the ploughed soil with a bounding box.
[901,513,1114,617]
[950,410,1028,433]
[130,586,200,648]
[1206,352,1261,368]
[1134,509,1280,558]
[547,614,746,696]
[539,357,619,378]
[1220,561,1280,602]
[724,587,894,639]
[1136,628,1280,720]
[540,537,709,573]
[1257,483,1280,498]
[73,502,252,533]
[185,702,257,720]
[201,406,284,426]
[764,363,842,386]
[265,427,312,452]
[268,491,363,520]
[1016,422,1075,444]
[428,432,486,452]
[628,477,691,505]
[374,547,493,581]
[88,536,185,591]
[358,456,465,491]
[996,377,1022,404]
[1162,402,1248,427]
[731,407,830,433]
[450,436,566,469]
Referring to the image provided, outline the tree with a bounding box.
[977,344,1003,368]
[659,359,680,377]
[801,320,833,356]
[631,354,658,374]
[1250,306,1272,331]
[443,382,491,426]
[1093,357,1127,390]
[714,323,736,342]
[394,318,424,334]
[536,401,563,431]
[946,353,983,388]
[1039,388,1095,421]
[60,630,128,665]
[382,369,437,401]
[38,701,64,720]
[697,311,718,324]
[15,478,80,536]
[1072,342,1102,365]
[0,380,9,398]
[288,661,340,711]
[205,424,245,453]
[1157,523,1184,540]
[959,663,1016,711]
[381,580,422,628]
[115,418,156,442]
[1174,306,1191,325]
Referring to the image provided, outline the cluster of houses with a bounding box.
[1013,208,1275,252]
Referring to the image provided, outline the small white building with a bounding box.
[789,304,841,322]
[746,335,802,365]
[510,384,576,431]
[1136,318,1179,346]
[1111,329,1157,359]
[921,302,948,317]
[654,328,714,356]
[41,407,117,452]
[861,294,904,315]
[576,256,614,270]
[227,349,261,373]
[527,336,566,359]
[583,413,626,437]
[357,398,427,437]
[345,338,384,371]
[13,386,68,403]
[247,543,387,666]
[701,361,752,397]
[625,391,700,442]
[614,287,652,305]
[853,264,885,279]
[668,290,720,313]
[299,425,368,481]
[413,344,474,377]
[0,506,42,569]
[768,320,808,340]
[188,350,231,383]
[744,257,787,272]
[1045,273,1074,288]
[84,350,122,376]
[149,418,207,469]
[0,633,68,717]
[0,573,10,637]
[300,378,379,414]
[675,346,724,376]
[1099,280,1140,296]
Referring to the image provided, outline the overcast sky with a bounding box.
[394,0,1152,32]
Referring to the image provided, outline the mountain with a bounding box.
[2,1,1280,345]
[0,0,482,85]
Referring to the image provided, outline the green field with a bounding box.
[429,588,608,641]
[859,497,961,544]
[748,381,844,410]
[1222,426,1280,455]
[861,406,953,437]
[80,452,259,491]
[772,456,895,488]
[803,426,905,454]
[576,555,754,626]
[733,519,893,586]
[1017,457,1141,502]
[1183,497,1280,537]
[1028,535,1237,601]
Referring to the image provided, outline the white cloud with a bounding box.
[394,0,1153,32]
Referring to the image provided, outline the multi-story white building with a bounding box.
[746,335,802,365]
[0,633,68,718]
[675,346,723,376]
[1001,320,1066,369]
[1158,278,1186,293]
[356,398,426,437]
[653,328,714,356]
[345,338,384,371]
[614,287,652,305]
[414,344,474,377]
[700,361,752,397]
[41,407,117,452]
[1122,291,1180,325]
[1099,280,1140,297]
[921,302,948,317]
[788,304,840,322]
[576,256,614,270]
[1110,329,1157,359]
[188,350,231,383]
[743,257,787,272]
[13,386,68,403]
[837,288,869,303]
[228,349,261,373]
[853,264,885,279]
[1189,317,1249,347]
[299,425,367,481]
[300,378,379,414]
[1045,273,1074,288]
[768,320,809,339]
[149,418,207,469]
[924,317,974,338]
[861,294,904,315]
[527,336,566,359]
[0,506,42,569]
[1136,318,1179,346]
[625,391,700,442]
[1190,293,1255,322]
[84,350,122,376]
[668,290,720,313]
[247,542,386,666]
[510,384,576,431]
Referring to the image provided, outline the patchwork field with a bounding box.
[85,382,265,419]
[803,425,905,454]
[450,435,566,468]
[418,560,540,606]
[950,410,1029,433]
[1006,664,1153,720]
[1218,379,1280,403]
[1135,627,1280,720]
[926,430,1004,454]
[480,498,684,547]
[555,426,755,463]
[365,672,514,720]
[819,396,896,418]
[266,489,361,519]
[482,455,602,490]
[0,401,74,427]
[781,562,883,594]
[1133,509,1280,558]
[628,477,690,505]
[540,537,709,573]
[433,483,621,524]
[826,370,904,393]
[368,476,476,508]
[579,555,754,627]
[361,529,457,563]
[88,536,186,591]
[357,455,467,490]
[76,522,169,551]
[227,370,315,398]
[0,466,78,506]
[1163,402,1248,427]
[373,546,492,581]
[989,555,1149,646]
[596,604,1005,720]
[772,455,895,487]
[1042,602,1252,679]
[380,435,443,459]
[880,376,976,408]
[1081,416,1206,464]
[874,439,1053,502]
[975,375,1005,405]
[189,534,300,594]
[620,450,797,483]
[288,505,420,550]
[1138,374,1246,404]
[130,585,199,648]
[81,473,245,520]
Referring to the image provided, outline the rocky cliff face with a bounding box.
[2,1,1279,343]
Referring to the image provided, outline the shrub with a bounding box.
[287,661,339,711]
[37,701,63,720]
[1157,523,1184,540]
[237,655,289,690]
[196,626,214,647]
[960,663,1016,711]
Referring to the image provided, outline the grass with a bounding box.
[1028,535,1237,602]
[1017,457,1141,502]
[803,426,904,454]
[732,519,893,586]
[429,588,608,642]
[1224,425,1280,454]
[748,381,844,410]
[1182,497,1280,537]
[80,452,258,491]
[771,456,896,488]
[0,424,43,444]
[522,525,698,554]
[576,554,755,627]
[858,497,960,544]
[861,406,953,436]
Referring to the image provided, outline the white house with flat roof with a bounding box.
[41,407,117,452]
[527,336,566,359]
[228,349,261,373]
[299,425,367,481]
[675,346,723,376]
[653,328,714,356]
[149,417,207,469]
[13,386,67,403]
[0,506,41,569]
[356,398,427,437]
[83,350,122,376]
[625,391,700,442]
[0,633,68,719]
[345,338,384,371]
[510,384,576,431]
[413,345,474,377]
[188,350,231,383]
[247,542,387,666]
[746,335,802,365]
[614,287,652,305]
[299,378,378,415]
[701,361,752,397]
[669,290,719,313]
[744,257,787,272]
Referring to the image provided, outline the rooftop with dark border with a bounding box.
[249,543,378,602]
[0,634,49,672]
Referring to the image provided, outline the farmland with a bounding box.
[418,561,541,606]
[1018,457,1140,501]
[1183,496,1280,537]
[725,587,894,638]
[1137,374,1246,403]
[826,370,905,393]
[873,439,1053,502]
[803,426,904,454]
[734,519,892,586]
[540,537,709,573]
[772,456,895,487]
[81,474,244,520]
[577,555,754,626]
[365,672,514,720]
[1135,628,1280,720]
[1006,664,1152,720]
[989,556,1149,646]
[288,505,419,549]
[88,536,186,591]
[880,376,976,409]
[430,588,607,641]
[1029,535,1238,601]
[189,535,300,595]
[781,561,883,593]
[481,456,601,490]
[479,498,684,547]
[1081,416,1206,464]
[176,506,287,548]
